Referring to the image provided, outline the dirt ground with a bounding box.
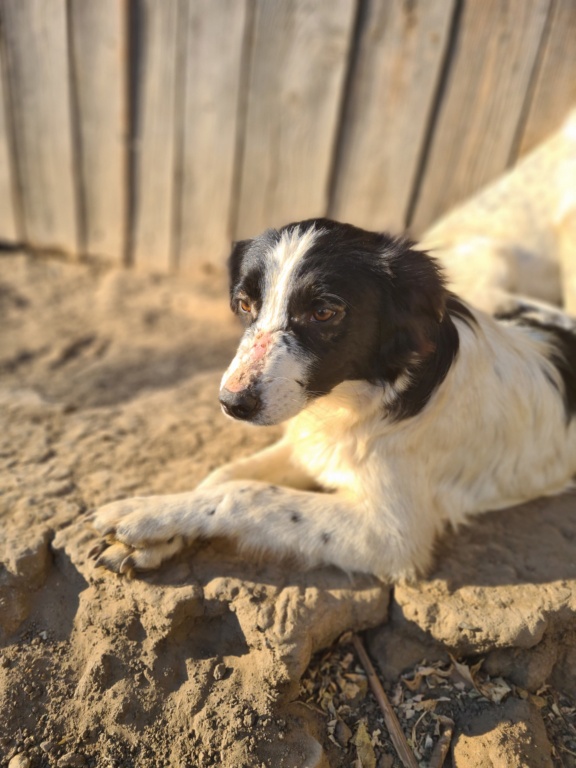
[1,253,575,768]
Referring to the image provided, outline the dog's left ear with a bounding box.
[227,239,253,288]
[379,245,448,374]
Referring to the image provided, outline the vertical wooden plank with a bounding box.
[0,56,18,243]
[131,0,181,272]
[176,0,248,271]
[517,0,576,157]
[0,0,78,254]
[410,0,551,236]
[330,0,455,233]
[69,0,127,264]
[235,0,356,240]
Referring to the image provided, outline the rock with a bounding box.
[8,755,30,768]
[213,663,228,680]
[376,494,576,694]
[1,527,52,585]
[46,515,390,765]
[452,698,553,768]
[0,526,54,637]
[57,753,87,767]
[334,718,352,746]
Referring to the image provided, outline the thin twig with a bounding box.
[428,716,454,768]
[351,634,419,768]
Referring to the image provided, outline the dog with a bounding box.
[420,108,576,319]
[89,218,576,582]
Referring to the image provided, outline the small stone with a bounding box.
[40,740,55,753]
[242,712,257,728]
[334,719,353,746]
[57,752,87,767]
[8,755,31,768]
[212,663,227,680]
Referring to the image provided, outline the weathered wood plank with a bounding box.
[0,58,18,242]
[410,0,551,236]
[0,0,78,253]
[235,0,356,240]
[176,0,248,271]
[69,0,127,263]
[131,0,182,272]
[517,0,576,157]
[330,0,455,233]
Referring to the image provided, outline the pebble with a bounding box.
[334,718,353,746]
[57,752,87,767]
[212,663,227,680]
[8,755,30,768]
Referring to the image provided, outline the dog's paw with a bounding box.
[90,495,179,544]
[87,493,199,575]
[90,536,186,575]
[90,496,155,535]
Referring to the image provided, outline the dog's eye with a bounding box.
[238,298,252,314]
[310,307,336,323]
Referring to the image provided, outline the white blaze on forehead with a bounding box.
[259,226,322,330]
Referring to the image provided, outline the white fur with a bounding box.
[220,227,323,424]
[91,300,576,582]
[260,226,322,329]
[421,109,576,314]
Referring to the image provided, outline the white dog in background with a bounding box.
[89,113,576,583]
[422,109,576,319]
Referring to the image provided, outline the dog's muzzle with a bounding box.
[219,330,272,421]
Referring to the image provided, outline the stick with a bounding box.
[352,634,419,768]
[428,717,454,768]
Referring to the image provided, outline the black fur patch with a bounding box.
[496,308,576,419]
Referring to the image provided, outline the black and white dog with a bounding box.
[91,219,576,581]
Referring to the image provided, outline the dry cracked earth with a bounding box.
[1,252,575,768]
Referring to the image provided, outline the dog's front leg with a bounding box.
[88,438,319,573]
[197,437,317,491]
[90,480,402,579]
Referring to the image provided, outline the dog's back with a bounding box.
[420,110,576,315]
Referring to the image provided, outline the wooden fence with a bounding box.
[0,0,574,273]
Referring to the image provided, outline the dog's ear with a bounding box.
[378,245,448,377]
[227,239,253,286]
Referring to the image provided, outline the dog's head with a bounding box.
[220,218,454,425]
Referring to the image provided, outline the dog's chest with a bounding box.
[286,405,375,491]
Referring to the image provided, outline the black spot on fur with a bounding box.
[321,532,331,544]
[290,512,301,523]
[495,307,576,420]
[206,508,215,516]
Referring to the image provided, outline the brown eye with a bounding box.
[311,307,336,323]
[239,298,252,314]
